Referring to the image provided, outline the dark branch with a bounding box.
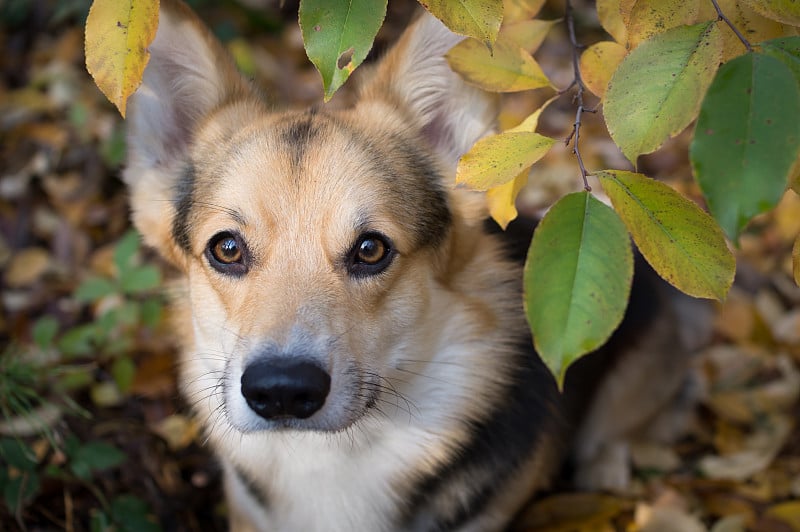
[710,0,753,52]
[565,0,592,191]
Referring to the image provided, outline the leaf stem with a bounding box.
[565,0,592,191]
[710,0,752,52]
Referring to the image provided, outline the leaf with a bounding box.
[486,170,529,229]
[524,192,633,386]
[446,33,552,92]
[697,0,795,61]
[579,41,627,98]
[456,126,555,189]
[120,265,161,294]
[597,0,627,44]
[691,52,800,240]
[113,229,141,273]
[32,316,59,349]
[604,21,723,164]
[620,0,700,49]
[299,0,387,101]
[503,0,546,22]
[742,0,800,25]
[75,277,117,303]
[501,18,558,53]
[760,36,800,82]
[597,170,735,300]
[69,440,125,480]
[84,0,160,117]
[421,0,503,46]
[112,356,136,394]
[111,495,161,532]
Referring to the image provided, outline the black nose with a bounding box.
[240,360,331,420]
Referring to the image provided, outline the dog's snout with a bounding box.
[241,360,331,420]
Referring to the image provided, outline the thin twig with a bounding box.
[565,0,592,191]
[710,0,752,52]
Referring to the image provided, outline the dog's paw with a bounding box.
[573,441,631,493]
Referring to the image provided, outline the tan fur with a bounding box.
[124,2,709,530]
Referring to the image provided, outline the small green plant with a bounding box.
[0,229,164,529]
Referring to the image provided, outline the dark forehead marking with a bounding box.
[330,117,452,249]
[280,108,321,166]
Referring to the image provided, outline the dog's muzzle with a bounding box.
[240,359,331,420]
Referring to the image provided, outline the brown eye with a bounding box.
[213,236,242,263]
[348,232,394,277]
[356,237,387,265]
[207,232,248,276]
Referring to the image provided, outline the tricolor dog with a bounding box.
[123,1,712,530]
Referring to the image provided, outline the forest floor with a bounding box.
[1,0,800,530]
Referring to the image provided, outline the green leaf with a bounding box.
[760,36,800,82]
[299,0,387,101]
[112,356,136,394]
[604,21,723,163]
[111,495,161,532]
[58,324,100,358]
[446,34,551,92]
[690,52,800,240]
[0,438,37,471]
[2,471,39,512]
[421,0,502,46]
[113,229,141,274]
[32,316,59,349]
[524,192,633,386]
[597,170,735,300]
[70,441,125,477]
[120,265,161,295]
[75,276,117,303]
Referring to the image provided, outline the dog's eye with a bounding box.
[348,233,394,277]
[207,232,248,276]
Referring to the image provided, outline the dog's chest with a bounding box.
[220,422,450,531]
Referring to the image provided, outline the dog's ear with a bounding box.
[123,0,254,267]
[358,13,497,170]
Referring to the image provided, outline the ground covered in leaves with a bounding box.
[1,1,800,530]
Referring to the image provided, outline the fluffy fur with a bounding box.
[123,2,712,530]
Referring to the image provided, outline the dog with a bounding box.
[122,1,713,530]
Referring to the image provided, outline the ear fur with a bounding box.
[358,12,498,170]
[124,0,255,266]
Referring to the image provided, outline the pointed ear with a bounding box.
[123,0,255,266]
[358,12,498,169]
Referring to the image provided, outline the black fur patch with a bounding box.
[334,119,452,250]
[233,465,270,510]
[399,339,560,531]
[172,162,196,252]
[281,110,319,166]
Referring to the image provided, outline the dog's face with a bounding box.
[125,0,496,433]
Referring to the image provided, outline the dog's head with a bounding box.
[125,0,498,433]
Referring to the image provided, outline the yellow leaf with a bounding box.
[501,18,559,53]
[457,131,555,189]
[85,0,160,117]
[579,41,627,98]
[486,171,528,228]
[597,0,627,44]
[503,0,546,22]
[766,501,800,531]
[621,0,699,49]
[697,0,795,61]
[423,0,503,46]
[446,33,552,92]
[743,0,800,25]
